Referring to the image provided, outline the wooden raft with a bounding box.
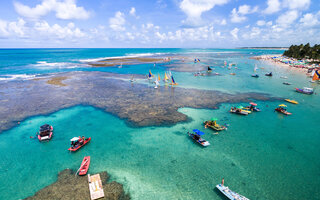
[88,174,105,200]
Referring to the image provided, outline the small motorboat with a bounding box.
[285,99,298,104]
[295,87,314,95]
[187,129,210,147]
[230,73,236,75]
[68,136,91,152]
[265,72,272,76]
[275,104,291,115]
[230,107,248,115]
[216,183,249,200]
[37,124,53,141]
[244,102,261,112]
[204,119,226,131]
[283,82,291,85]
[251,74,259,78]
[280,76,288,79]
[77,156,91,176]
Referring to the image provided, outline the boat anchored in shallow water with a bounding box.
[216,183,249,200]
[285,99,298,104]
[77,156,90,176]
[187,129,210,147]
[37,124,53,141]
[295,87,313,95]
[68,136,91,152]
[275,104,291,115]
[204,118,226,131]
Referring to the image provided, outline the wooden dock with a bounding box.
[88,174,105,200]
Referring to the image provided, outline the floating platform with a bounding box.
[88,174,105,200]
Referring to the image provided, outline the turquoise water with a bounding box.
[0,49,320,199]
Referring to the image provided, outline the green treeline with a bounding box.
[283,43,320,60]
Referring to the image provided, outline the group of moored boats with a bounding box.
[36,124,91,176]
[147,70,178,88]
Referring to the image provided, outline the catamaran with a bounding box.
[148,70,154,80]
[163,72,169,82]
[170,75,178,85]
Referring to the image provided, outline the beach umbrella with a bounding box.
[211,118,218,121]
[237,106,244,109]
[250,102,257,106]
[279,104,287,107]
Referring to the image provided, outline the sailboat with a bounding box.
[163,72,169,82]
[118,62,123,68]
[158,74,161,82]
[130,75,135,82]
[170,75,178,86]
[254,64,258,72]
[148,70,154,80]
[310,70,319,83]
[154,79,160,89]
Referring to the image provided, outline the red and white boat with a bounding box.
[78,156,91,176]
[68,137,91,152]
[37,124,53,141]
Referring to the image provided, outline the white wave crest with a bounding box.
[0,74,37,81]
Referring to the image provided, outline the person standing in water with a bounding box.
[222,178,224,185]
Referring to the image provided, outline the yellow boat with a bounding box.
[285,99,298,104]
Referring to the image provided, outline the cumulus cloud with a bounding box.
[109,11,126,31]
[180,0,229,25]
[220,19,227,25]
[230,27,239,39]
[263,0,280,14]
[230,5,258,23]
[0,18,26,37]
[300,13,319,27]
[14,0,90,20]
[282,0,310,10]
[276,10,299,26]
[34,21,85,39]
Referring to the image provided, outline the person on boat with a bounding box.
[222,178,224,185]
[194,134,200,141]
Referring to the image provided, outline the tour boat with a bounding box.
[68,137,91,152]
[37,124,53,141]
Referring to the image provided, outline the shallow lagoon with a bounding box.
[0,48,320,199]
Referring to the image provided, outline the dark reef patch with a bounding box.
[25,169,130,200]
[0,71,279,133]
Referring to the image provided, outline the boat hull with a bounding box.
[79,156,90,176]
[68,137,91,152]
[216,184,249,200]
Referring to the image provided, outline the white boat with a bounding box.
[216,184,249,200]
[280,76,288,79]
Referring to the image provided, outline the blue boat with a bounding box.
[187,129,210,147]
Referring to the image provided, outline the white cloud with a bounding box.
[257,20,266,26]
[230,5,258,23]
[300,13,319,27]
[0,18,26,37]
[54,0,90,20]
[129,7,136,16]
[276,10,299,26]
[220,19,227,25]
[34,21,85,39]
[263,0,280,14]
[180,0,229,25]
[109,11,126,31]
[14,0,90,20]
[230,27,239,39]
[283,0,310,10]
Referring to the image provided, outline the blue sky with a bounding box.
[0,0,319,48]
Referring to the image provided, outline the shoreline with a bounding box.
[251,54,316,76]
